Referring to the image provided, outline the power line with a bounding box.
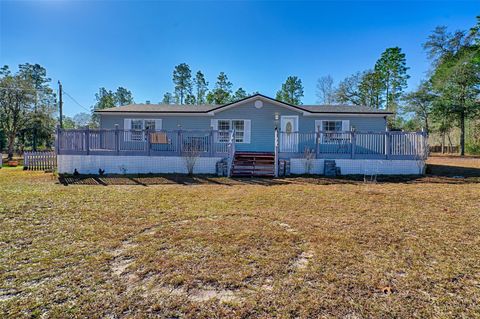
[63,90,91,113]
[0,84,92,114]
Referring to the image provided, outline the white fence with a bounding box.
[24,151,57,171]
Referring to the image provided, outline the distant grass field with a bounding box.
[0,157,479,318]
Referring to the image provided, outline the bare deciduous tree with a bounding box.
[316,75,335,104]
[303,147,315,174]
[182,140,202,175]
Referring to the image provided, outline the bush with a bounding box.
[465,143,480,155]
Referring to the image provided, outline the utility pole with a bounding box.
[58,80,63,128]
[33,90,38,151]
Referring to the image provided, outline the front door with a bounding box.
[280,116,299,152]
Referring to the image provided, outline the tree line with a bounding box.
[315,17,479,155]
[0,64,57,159]
[1,17,478,158]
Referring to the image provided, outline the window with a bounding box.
[131,119,143,130]
[144,120,156,131]
[285,121,293,134]
[213,119,250,143]
[218,120,230,143]
[323,121,343,132]
[232,120,245,143]
[125,119,162,141]
[131,120,144,141]
[318,120,350,144]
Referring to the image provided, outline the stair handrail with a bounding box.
[274,127,279,177]
[227,129,236,177]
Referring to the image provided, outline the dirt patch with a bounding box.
[109,222,247,302]
[292,250,314,271]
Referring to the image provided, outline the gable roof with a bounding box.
[95,93,393,115]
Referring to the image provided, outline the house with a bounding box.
[56,94,428,176]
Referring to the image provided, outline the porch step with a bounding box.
[231,152,275,177]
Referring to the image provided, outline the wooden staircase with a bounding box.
[231,152,275,177]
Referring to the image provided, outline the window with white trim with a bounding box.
[319,120,349,144]
[218,120,230,143]
[216,119,247,143]
[232,120,245,143]
[144,120,156,130]
[127,119,160,141]
[323,120,343,132]
[131,119,144,141]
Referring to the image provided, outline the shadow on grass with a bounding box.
[426,164,480,178]
[58,169,480,187]
[58,174,293,186]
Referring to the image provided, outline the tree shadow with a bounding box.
[57,164,480,187]
[426,164,480,178]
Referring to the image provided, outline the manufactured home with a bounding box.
[56,94,427,176]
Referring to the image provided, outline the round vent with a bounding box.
[254,100,263,109]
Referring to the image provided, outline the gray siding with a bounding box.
[99,100,387,152]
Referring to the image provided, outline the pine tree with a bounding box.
[115,87,134,106]
[162,92,174,104]
[232,88,247,102]
[206,72,233,104]
[172,63,193,104]
[193,71,209,104]
[275,76,304,105]
[374,47,410,112]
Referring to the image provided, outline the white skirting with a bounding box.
[290,159,425,175]
[57,155,223,174]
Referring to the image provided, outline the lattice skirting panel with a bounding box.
[289,159,425,175]
[58,155,223,174]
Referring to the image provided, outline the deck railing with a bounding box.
[278,130,428,160]
[56,128,233,157]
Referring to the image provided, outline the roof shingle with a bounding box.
[95,94,393,115]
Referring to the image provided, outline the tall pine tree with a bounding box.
[206,72,233,104]
[275,76,304,105]
[193,71,209,104]
[374,47,410,113]
[172,63,193,104]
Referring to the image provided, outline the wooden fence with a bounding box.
[24,151,57,171]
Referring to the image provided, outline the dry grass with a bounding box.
[1,159,479,318]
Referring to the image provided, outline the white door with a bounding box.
[280,116,299,152]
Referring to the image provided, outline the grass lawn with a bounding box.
[0,158,479,318]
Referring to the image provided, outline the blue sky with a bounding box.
[0,1,478,116]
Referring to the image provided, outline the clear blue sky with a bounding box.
[1,1,478,116]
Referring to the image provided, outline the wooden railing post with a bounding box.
[209,129,214,156]
[146,129,151,156]
[274,128,279,177]
[227,129,235,177]
[315,130,320,158]
[177,130,182,155]
[85,127,90,155]
[351,131,356,159]
[385,131,391,159]
[115,124,120,155]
